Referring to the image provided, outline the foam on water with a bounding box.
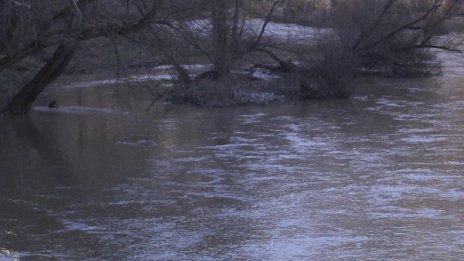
[33,105,127,114]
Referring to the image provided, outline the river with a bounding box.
[1,52,464,260]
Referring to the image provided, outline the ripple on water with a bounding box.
[4,55,464,260]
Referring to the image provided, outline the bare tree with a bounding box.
[266,0,463,99]
[333,0,462,76]
[1,0,162,115]
[141,0,283,83]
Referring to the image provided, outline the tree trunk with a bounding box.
[211,0,231,79]
[3,42,78,115]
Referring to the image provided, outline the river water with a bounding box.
[1,52,464,260]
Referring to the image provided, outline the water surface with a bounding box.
[1,53,464,260]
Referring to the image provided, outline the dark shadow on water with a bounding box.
[0,112,152,259]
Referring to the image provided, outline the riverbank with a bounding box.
[2,15,463,113]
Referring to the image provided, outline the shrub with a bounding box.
[326,0,455,77]
[168,74,289,106]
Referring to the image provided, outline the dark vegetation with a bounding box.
[0,0,463,115]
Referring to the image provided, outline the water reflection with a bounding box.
[1,56,464,260]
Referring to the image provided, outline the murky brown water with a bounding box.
[1,52,464,260]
